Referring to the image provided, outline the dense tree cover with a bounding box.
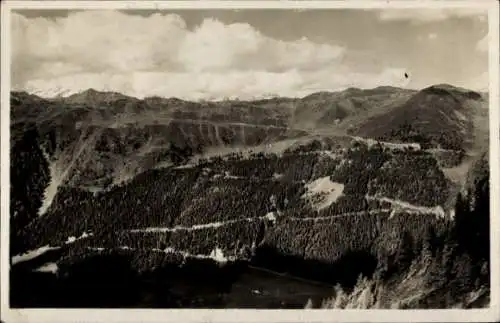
[330,142,390,195]
[168,221,265,256]
[451,153,490,262]
[10,124,52,255]
[366,151,450,206]
[259,210,454,286]
[407,164,489,308]
[20,168,202,249]
[327,142,450,206]
[13,139,456,256]
[319,153,490,308]
[384,123,439,150]
[9,120,489,308]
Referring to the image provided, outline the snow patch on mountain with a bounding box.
[35,262,59,274]
[162,246,234,263]
[11,245,61,265]
[209,247,229,263]
[65,232,93,244]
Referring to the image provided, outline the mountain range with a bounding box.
[9,84,490,309]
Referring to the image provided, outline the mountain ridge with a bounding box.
[14,83,487,103]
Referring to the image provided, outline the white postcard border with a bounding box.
[1,1,498,322]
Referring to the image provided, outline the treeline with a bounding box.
[13,137,455,255]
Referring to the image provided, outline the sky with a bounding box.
[11,8,489,100]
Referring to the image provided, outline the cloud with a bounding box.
[22,68,413,101]
[11,10,418,100]
[12,11,189,82]
[377,8,487,24]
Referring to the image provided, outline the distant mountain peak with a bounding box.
[65,88,136,104]
[344,87,363,93]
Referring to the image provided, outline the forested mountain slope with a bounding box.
[320,152,490,309]
[9,85,490,308]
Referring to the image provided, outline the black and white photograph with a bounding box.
[1,0,499,322]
